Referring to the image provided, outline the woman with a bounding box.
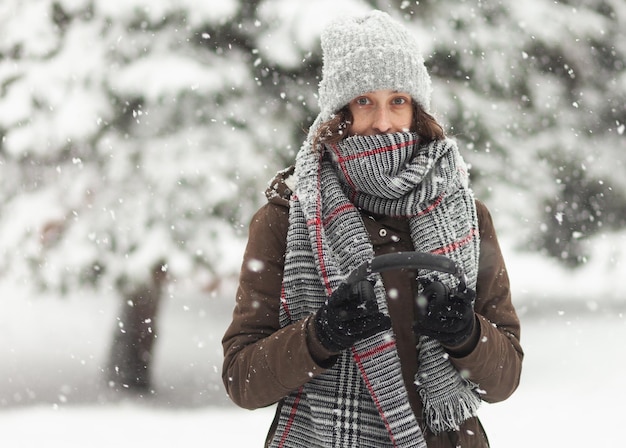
[222,10,523,448]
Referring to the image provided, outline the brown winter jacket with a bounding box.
[222,167,523,447]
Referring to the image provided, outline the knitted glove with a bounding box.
[414,278,476,347]
[314,280,392,353]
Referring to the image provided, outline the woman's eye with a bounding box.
[392,97,408,105]
[355,97,370,105]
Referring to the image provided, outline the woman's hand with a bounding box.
[314,280,392,353]
[413,279,476,347]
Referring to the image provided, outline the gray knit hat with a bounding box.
[318,10,432,120]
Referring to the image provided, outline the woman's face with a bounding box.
[347,90,413,136]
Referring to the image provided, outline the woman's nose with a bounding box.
[372,107,392,133]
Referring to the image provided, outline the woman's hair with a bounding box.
[312,101,445,149]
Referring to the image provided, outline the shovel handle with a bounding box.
[345,252,466,290]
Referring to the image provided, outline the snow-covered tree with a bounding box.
[0,0,279,389]
[407,0,626,266]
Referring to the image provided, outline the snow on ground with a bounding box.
[1,244,625,447]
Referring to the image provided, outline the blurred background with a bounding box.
[0,0,625,446]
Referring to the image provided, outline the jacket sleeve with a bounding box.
[221,203,334,410]
[448,200,524,403]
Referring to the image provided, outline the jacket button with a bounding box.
[379,228,387,237]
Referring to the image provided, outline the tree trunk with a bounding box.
[106,263,167,392]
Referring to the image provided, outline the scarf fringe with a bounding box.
[415,336,481,433]
[419,380,481,433]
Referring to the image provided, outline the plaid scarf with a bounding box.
[271,132,481,448]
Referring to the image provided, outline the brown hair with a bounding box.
[312,101,445,149]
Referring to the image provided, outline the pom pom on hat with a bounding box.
[318,10,432,120]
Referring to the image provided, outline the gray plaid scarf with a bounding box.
[271,132,481,448]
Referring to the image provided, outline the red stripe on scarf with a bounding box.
[322,202,356,227]
[277,386,304,448]
[279,285,291,319]
[353,340,396,361]
[431,227,479,255]
[407,194,444,218]
[329,145,357,192]
[351,346,399,448]
[331,138,418,162]
[306,214,333,296]
[314,159,334,296]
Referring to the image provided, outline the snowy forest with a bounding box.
[1,0,625,446]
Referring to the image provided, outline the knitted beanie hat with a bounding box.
[318,10,432,121]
